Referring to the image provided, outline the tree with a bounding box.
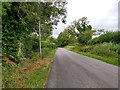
[57,17,94,46]
[34,1,67,40]
[72,17,93,44]
[57,32,69,47]
[57,26,77,47]
[88,31,120,45]
[2,1,67,63]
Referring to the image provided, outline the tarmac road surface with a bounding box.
[45,48,118,88]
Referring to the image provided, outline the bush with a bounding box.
[30,52,40,61]
[42,48,50,58]
[88,31,120,45]
[49,43,56,49]
[90,42,118,58]
[78,45,93,52]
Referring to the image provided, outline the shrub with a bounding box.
[77,45,93,52]
[88,31,120,45]
[90,42,118,58]
[42,48,50,58]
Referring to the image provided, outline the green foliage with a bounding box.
[78,52,118,66]
[90,42,118,58]
[57,32,69,47]
[57,17,94,46]
[2,1,67,63]
[65,43,118,66]
[72,42,118,59]
[23,34,39,59]
[72,17,93,44]
[2,2,37,62]
[64,46,76,51]
[2,63,18,88]
[78,30,93,44]
[88,31,120,45]
[42,48,50,58]
[27,65,49,88]
[2,49,56,88]
[77,45,93,52]
[48,36,57,44]
[57,26,78,47]
[41,40,57,58]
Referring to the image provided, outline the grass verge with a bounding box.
[27,59,51,88]
[65,46,118,66]
[2,49,56,88]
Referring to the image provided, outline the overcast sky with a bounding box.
[52,0,119,38]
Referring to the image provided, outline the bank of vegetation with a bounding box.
[2,1,119,88]
[57,17,119,66]
[2,1,67,88]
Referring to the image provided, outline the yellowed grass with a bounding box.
[3,58,52,88]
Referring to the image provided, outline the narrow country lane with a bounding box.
[45,48,118,88]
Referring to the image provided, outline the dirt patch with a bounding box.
[22,59,51,73]
[3,58,16,65]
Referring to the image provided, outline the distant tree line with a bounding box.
[57,17,119,47]
[88,31,120,45]
[57,17,94,47]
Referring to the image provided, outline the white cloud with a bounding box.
[52,0,119,38]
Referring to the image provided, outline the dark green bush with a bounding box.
[90,42,118,58]
[88,31,120,45]
[42,48,50,58]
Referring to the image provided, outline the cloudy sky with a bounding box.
[52,0,119,38]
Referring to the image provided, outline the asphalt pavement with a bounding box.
[45,48,118,88]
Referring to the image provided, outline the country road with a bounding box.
[45,48,118,88]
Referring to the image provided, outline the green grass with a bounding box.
[0,65,2,89]
[2,49,57,88]
[27,49,56,88]
[65,45,118,66]
[47,49,57,58]
[78,52,118,66]
[27,65,50,88]
[64,46,75,50]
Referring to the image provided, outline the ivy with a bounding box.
[2,1,67,63]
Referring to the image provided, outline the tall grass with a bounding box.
[2,49,56,88]
[90,42,118,58]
